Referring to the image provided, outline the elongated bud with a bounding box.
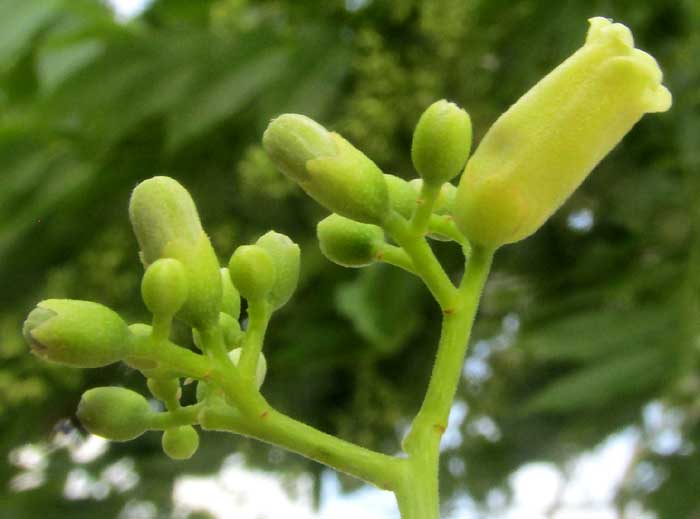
[23,300,132,368]
[317,214,385,268]
[220,268,241,319]
[256,231,300,310]
[162,426,199,460]
[454,17,672,248]
[412,100,472,186]
[141,258,188,317]
[229,347,267,388]
[129,177,221,328]
[77,387,153,441]
[129,177,202,266]
[263,115,390,224]
[228,245,275,302]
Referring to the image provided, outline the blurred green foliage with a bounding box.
[1,0,699,517]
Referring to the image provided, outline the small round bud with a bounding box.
[220,313,243,350]
[220,268,241,319]
[77,387,153,441]
[412,99,472,186]
[162,426,199,460]
[147,377,181,402]
[256,231,300,310]
[229,347,267,389]
[23,300,132,368]
[317,214,384,268]
[141,258,188,317]
[129,177,203,266]
[228,245,275,302]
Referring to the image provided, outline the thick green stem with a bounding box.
[403,246,493,454]
[199,400,402,489]
[395,456,439,519]
[149,402,204,430]
[383,212,458,310]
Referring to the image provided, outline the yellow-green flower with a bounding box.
[454,17,672,248]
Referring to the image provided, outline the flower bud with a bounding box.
[454,17,672,248]
[129,177,222,328]
[228,245,275,302]
[385,174,417,218]
[141,258,188,317]
[412,100,472,186]
[147,377,181,402]
[263,114,390,224]
[162,425,199,460]
[229,347,267,389]
[129,177,203,266]
[24,300,132,368]
[193,312,242,352]
[317,214,384,268]
[77,387,153,441]
[220,268,241,319]
[256,231,300,310]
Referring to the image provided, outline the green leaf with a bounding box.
[335,265,423,355]
[0,0,62,69]
[519,305,674,361]
[165,47,289,150]
[523,347,669,414]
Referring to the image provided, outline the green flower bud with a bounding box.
[317,214,384,268]
[147,377,181,402]
[23,300,132,368]
[228,245,275,302]
[130,177,221,328]
[261,114,336,184]
[141,258,188,317]
[263,115,390,224]
[256,231,300,310]
[220,268,241,319]
[220,313,243,350]
[162,425,199,460]
[385,174,417,218]
[77,387,153,441]
[129,177,203,266]
[454,17,671,248]
[192,313,242,352]
[229,347,267,389]
[412,100,472,186]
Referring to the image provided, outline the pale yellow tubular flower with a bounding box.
[454,17,672,249]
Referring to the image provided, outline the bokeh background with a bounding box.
[1,0,699,518]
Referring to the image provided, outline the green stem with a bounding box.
[427,214,468,245]
[375,243,416,274]
[238,300,271,384]
[411,183,441,234]
[402,246,493,454]
[149,402,205,430]
[383,211,458,310]
[199,399,403,490]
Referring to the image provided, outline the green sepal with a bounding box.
[77,387,153,441]
[317,214,384,268]
[228,245,275,302]
[162,425,199,460]
[411,99,472,186]
[141,258,188,317]
[24,299,132,368]
[256,231,300,310]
